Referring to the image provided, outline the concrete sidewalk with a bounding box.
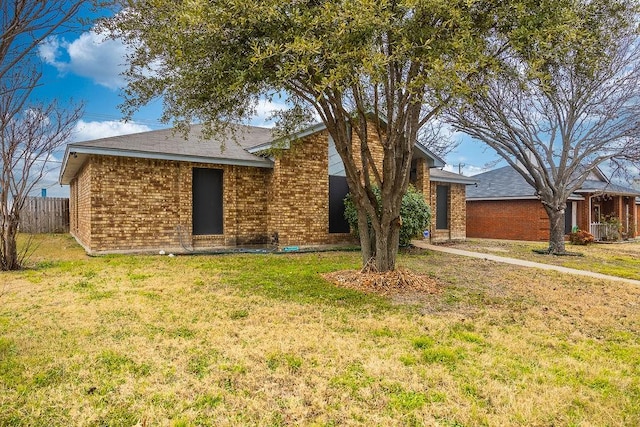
[411,240,640,286]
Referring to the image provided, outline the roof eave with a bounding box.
[247,122,327,153]
[431,176,477,185]
[574,189,640,197]
[416,145,445,167]
[467,194,585,202]
[467,196,541,201]
[58,146,73,184]
[59,145,274,185]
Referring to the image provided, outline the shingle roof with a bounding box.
[575,179,640,195]
[467,165,640,200]
[466,166,538,199]
[60,124,275,184]
[71,123,273,162]
[429,168,478,185]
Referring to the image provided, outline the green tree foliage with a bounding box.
[105,0,585,270]
[344,185,431,248]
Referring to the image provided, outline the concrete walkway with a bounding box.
[411,240,640,286]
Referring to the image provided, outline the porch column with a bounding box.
[617,196,623,224]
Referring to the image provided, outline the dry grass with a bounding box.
[1,234,639,426]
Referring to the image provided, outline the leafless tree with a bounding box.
[1,86,81,270]
[444,2,640,254]
[1,0,86,270]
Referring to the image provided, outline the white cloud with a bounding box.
[443,163,488,176]
[71,120,152,142]
[38,31,128,89]
[38,37,60,63]
[250,99,289,128]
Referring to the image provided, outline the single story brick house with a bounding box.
[59,122,475,254]
[466,165,640,241]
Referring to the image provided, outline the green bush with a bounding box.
[344,185,431,247]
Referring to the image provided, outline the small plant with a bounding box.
[602,216,622,241]
[344,185,431,247]
[569,229,595,245]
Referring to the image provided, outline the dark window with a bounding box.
[409,159,418,185]
[436,185,449,230]
[192,168,223,235]
[564,202,573,234]
[329,175,351,233]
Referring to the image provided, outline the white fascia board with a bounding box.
[415,145,445,167]
[58,146,72,183]
[431,176,477,185]
[247,122,327,154]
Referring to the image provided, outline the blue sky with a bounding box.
[32,7,500,197]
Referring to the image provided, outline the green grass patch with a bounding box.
[421,346,464,368]
[2,234,639,426]
[388,389,428,411]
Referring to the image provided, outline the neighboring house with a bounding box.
[59,122,473,255]
[466,165,640,241]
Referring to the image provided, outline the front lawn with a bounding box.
[1,235,639,426]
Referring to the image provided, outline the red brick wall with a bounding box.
[466,199,549,241]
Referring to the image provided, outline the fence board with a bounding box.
[18,197,70,234]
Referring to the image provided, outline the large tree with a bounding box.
[1,0,86,270]
[107,0,518,271]
[444,0,640,254]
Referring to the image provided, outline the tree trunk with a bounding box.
[373,216,401,272]
[545,205,567,254]
[357,209,374,266]
[1,219,20,271]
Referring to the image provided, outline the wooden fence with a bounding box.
[19,197,70,234]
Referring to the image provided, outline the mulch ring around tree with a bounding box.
[322,268,441,297]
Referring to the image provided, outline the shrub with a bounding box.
[569,229,595,245]
[344,185,431,247]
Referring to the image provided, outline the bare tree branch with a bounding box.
[444,1,640,254]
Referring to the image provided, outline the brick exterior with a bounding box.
[70,161,92,249]
[69,135,355,254]
[267,131,352,246]
[428,182,467,242]
[69,127,467,254]
[468,196,638,241]
[466,199,550,241]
